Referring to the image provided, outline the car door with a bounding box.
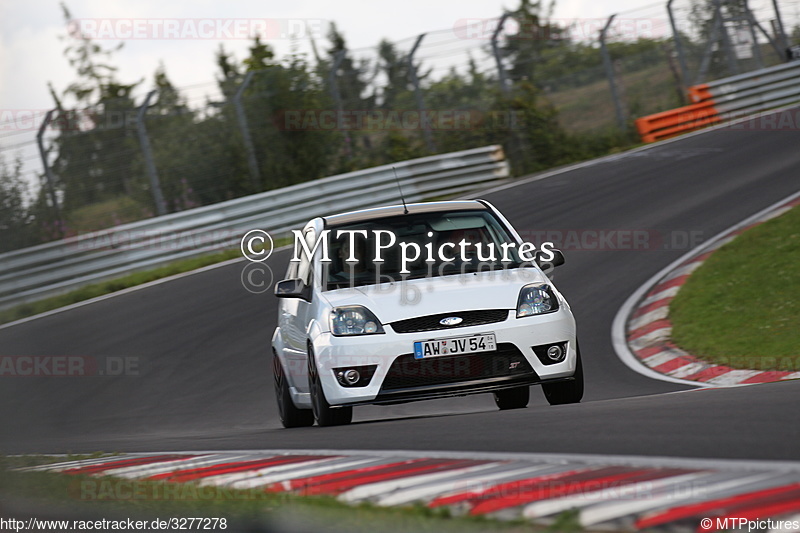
[281,227,318,391]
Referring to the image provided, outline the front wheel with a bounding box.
[542,345,584,406]
[308,346,352,427]
[494,386,530,410]
[273,352,314,428]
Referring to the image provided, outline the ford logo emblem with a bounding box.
[440,316,463,326]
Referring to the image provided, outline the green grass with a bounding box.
[545,63,679,133]
[0,237,292,327]
[670,206,800,371]
[0,456,572,533]
[66,197,154,234]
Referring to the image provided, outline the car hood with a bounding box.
[320,268,550,324]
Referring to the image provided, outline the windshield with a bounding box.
[324,210,526,290]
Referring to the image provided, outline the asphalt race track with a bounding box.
[1,113,799,460]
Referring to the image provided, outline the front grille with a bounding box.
[389,309,509,334]
[380,343,536,391]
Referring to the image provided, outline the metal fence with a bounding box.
[0,145,509,310]
[1,0,798,255]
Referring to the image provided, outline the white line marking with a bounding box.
[706,370,762,386]
[522,472,706,520]
[667,362,708,379]
[579,472,782,527]
[662,261,703,281]
[222,457,386,490]
[643,351,682,368]
[373,464,556,507]
[110,454,244,479]
[22,454,141,472]
[339,463,501,503]
[85,454,212,478]
[628,307,669,332]
[628,327,672,351]
[641,286,680,307]
[54,449,800,474]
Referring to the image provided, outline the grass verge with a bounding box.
[0,237,291,327]
[670,205,800,371]
[0,249,241,326]
[0,455,579,533]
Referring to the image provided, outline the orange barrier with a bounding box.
[634,99,721,143]
[687,83,712,104]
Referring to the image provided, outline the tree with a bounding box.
[0,156,34,252]
[143,65,207,211]
[239,37,341,189]
[326,23,373,110]
[376,39,414,109]
[49,3,143,216]
[501,0,564,84]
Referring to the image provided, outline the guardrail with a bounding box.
[0,145,509,310]
[635,61,800,143]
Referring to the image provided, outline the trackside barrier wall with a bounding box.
[0,145,509,310]
[635,61,800,142]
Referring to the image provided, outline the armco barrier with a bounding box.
[0,145,509,310]
[636,61,800,143]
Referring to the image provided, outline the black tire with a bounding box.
[494,386,530,410]
[542,345,584,406]
[307,346,352,427]
[273,352,314,428]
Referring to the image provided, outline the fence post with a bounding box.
[491,13,511,95]
[136,90,168,217]
[233,70,262,191]
[328,50,352,157]
[771,0,788,53]
[695,8,723,84]
[748,5,785,59]
[743,0,764,69]
[667,0,690,94]
[600,15,627,130]
[36,109,63,231]
[408,33,436,153]
[713,0,740,75]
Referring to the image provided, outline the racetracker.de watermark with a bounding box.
[518,229,705,251]
[276,110,523,131]
[67,18,329,40]
[69,229,245,253]
[453,17,673,41]
[0,356,141,377]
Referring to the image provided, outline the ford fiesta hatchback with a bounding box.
[271,200,583,427]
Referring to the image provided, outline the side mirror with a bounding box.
[274,279,311,301]
[534,249,565,270]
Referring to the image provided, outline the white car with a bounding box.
[272,200,583,427]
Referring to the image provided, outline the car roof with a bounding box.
[323,200,488,227]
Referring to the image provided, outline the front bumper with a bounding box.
[312,307,578,406]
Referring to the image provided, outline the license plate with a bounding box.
[413,333,496,359]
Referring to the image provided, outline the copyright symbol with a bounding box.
[700,518,713,530]
[241,263,274,294]
[241,229,273,262]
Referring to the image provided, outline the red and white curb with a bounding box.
[621,193,800,387]
[23,450,800,531]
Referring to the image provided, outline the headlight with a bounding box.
[516,284,559,317]
[330,306,385,336]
